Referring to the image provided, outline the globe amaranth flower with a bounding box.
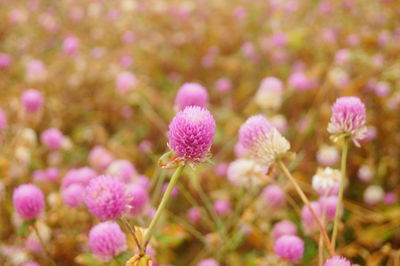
[197,258,220,266]
[255,77,283,110]
[21,89,44,113]
[84,175,127,220]
[13,184,44,220]
[168,106,216,165]
[261,184,285,210]
[227,159,266,187]
[239,115,290,166]
[89,146,114,171]
[327,96,366,146]
[312,167,341,196]
[213,200,231,216]
[301,201,322,234]
[62,167,97,188]
[272,220,297,241]
[187,207,202,224]
[273,235,304,263]
[175,82,208,111]
[125,184,148,217]
[316,145,339,166]
[89,222,127,262]
[62,184,85,208]
[318,196,340,222]
[40,128,64,151]
[0,108,7,131]
[323,256,351,266]
[106,159,137,183]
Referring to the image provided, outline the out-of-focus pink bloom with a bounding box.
[288,71,317,91]
[215,77,232,93]
[357,165,373,183]
[120,55,133,68]
[261,184,285,210]
[324,256,351,266]
[25,60,47,82]
[312,167,340,196]
[89,146,114,172]
[234,142,248,158]
[270,115,288,134]
[116,71,137,94]
[162,183,179,197]
[316,145,339,166]
[122,31,135,44]
[175,83,208,111]
[335,49,351,66]
[301,202,322,234]
[126,184,148,217]
[198,258,219,266]
[63,36,80,55]
[364,185,384,205]
[138,140,153,153]
[21,89,44,113]
[187,207,202,224]
[107,160,137,184]
[0,108,7,130]
[213,200,231,216]
[0,53,12,69]
[233,6,247,21]
[272,220,297,241]
[215,163,228,177]
[62,184,85,208]
[62,167,97,189]
[384,192,397,205]
[13,184,44,220]
[318,196,340,221]
[41,128,64,151]
[255,77,284,110]
[274,235,304,263]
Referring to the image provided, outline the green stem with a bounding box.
[331,139,349,249]
[142,165,185,248]
[277,159,335,257]
[33,224,56,266]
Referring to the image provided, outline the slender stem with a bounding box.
[331,139,349,249]
[33,224,56,266]
[119,217,141,251]
[277,159,335,257]
[143,165,185,248]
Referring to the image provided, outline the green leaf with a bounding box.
[18,220,35,237]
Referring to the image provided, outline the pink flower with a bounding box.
[261,184,285,210]
[89,146,114,171]
[13,184,44,220]
[272,220,297,240]
[63,35,80,55]
[84,175,127,220]
[168,106,216,164]
[115,71,137,94]
[187,207,202,224]
[197,258,219,266]
[213,200,231,216]
[89,222,126,262]
[126,184,148,217]
[301,202,322,234]
[41,128,64,151]
[323,256,351,266]
[21,89,44,113]
[274,235,304,263]
[106,160,137,183]
[0,53,12,69]
[175,83,208,111]
[62,167,97,188]
[0,108,7,130]
[215,78,232,93]
[62,184,85,208]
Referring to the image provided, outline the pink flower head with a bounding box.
[234,142,248,157]
[162,183,179,197]
[261,184,285,210]
[213,200,231,216]
[126,184,148,217]
[187,207,202,224]
[318,196,340,221]
[25,60,46,82]
[22,262,40,266]
[255,77,284,110]
[324,256,351,266]
[0,108,7,130]
[0,53,12,69]
[197,258,219,266]
[168,106,216,164]
[41,128,63,151]
[13,184,44,220]
[316,145,339,166]
[21,89,44,113]
[301,201,322,234]
[62,167,97,188]
[89,146,114,171]
[175,83,208,111]
[115,71,137,94]
[312,167,340,196]
[89,222,127,262]
[239,115,290,165]
[288,71,317,91]
[45,167,59,181]
[274,235,304,263]
[357,165,373,183]
[63,35,80,55]
[384,192,397,205]
[84,175,127,220]
[272,220,297,241]
[215,77,232,93]
[62,184,85,208]
[106,160,137,183]
[328,96,366,146]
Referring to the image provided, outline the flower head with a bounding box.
[261,184,285,210]
[301,201,322,234]
[274,235,304,263]
[175,82,208,110]
[40,128,64,151]
[85,175,127,220]
[239,115,290,165]
[213,200,231,216]
[21,89,44,113]
[62,167,97,188]
[126,184,148,217]
[255,77,283,110]
[327,96,366,146]
[197,258,219,266]
[62,184,85,208]
[89,146,114,171]
[168,106,216,165]
[13,184,44,220]
[0,108,7,130]
[272,220,297,241]
[116,71,137,94]
[323,256,351,266]
[312,167,341,196]
[89,222,127,262]
[227,159,266,187]
[107,160,137,183]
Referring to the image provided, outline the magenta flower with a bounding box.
[62,167,97,188]
[89,222,127,262]
[272,220,297,241]
[175,83,208,110]
[239,115,290,165]
[323,256,351,266]
[106,160,137,183]
[21,89,44,113]
[213,199,231,216]
[255,77,284,110]
[0,53,12,69]
[63,35,80,55]
[13,184,44,220]
[84,175,127,220]
[261,184,285,210]
[197,258,219,266]
[126,184,148,217]
[318,196,340,221]
[62,184,85,208]
[187,207,201,224]
[0,108,7,130]
[41,128,64,151]
[115,71,137,94]
[89,146,114,171]
[274,235,304,263]
[301,202,322,234]
[327,96,366,146]
[168,106,216,165]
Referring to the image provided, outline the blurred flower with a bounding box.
[215,162,228,177]
[318,196,340,221]
[107,159,137,183]
[198,258,219,266]
[116,71,137,94]
[13,184,44,220]
[41,128,64,151]
[215,77,232,93]
[62,184,85,208]
[272,220,297,241]
[312,167,340,196]
[63,35,80,55]
[85,175,127,220]
[0,53,12,69]
[89,146,114,171]
[227,159,266,187]
[213,200,231,216]
[316,145,339,166]
[0,108,7,130]
[327,96,367,146]
[168,106,216,165]
[363,185,384,205]
[239,115,290,166]
[234,142,248,158]
[301,201,322,234]
[187,207,201,224]
[175,83,208,111]
[357,165,373,183]
[383,192,397,205]
[270,115,288,134]
[288,71,317,91]
[274,235,304,263]
[21,89,44,113]
[255,77,283,110]
[62,167,97,188]
[22,262,40,266]
[89,222,127,262]
[126,184,148,217]
[323,256,351,266]
[25,60,47,82]
[261,184,285,210]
